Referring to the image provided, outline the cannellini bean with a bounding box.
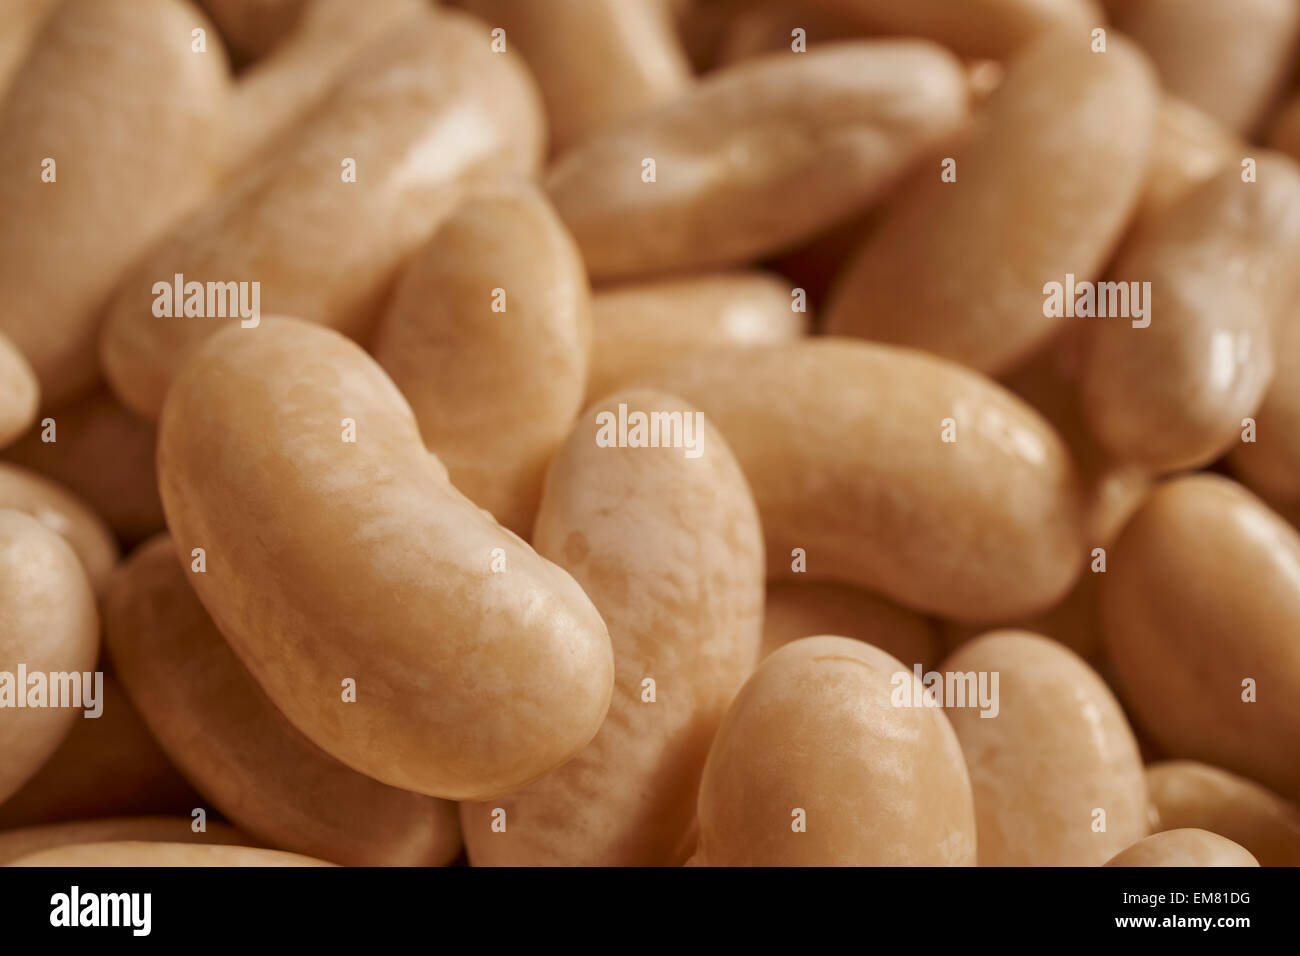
[227,0,426,160]
[1080,156,1300,473]
[156,317,614,800]
[586,271,806,404]
[462,390,763,865]
[825,32,1158,375]
[1147,760,1300,867]
[7,841,334,867]
[458,0,692,153]
[371,183,591,536]
[0,509,99,803]
[547,40,968,280]
[0,462,118,593]
[1,388,165,546]
[941,630,1147,865]
[1101,474,1300,802]
[0,0,230,408]
[0,676,200,829]
[0,817,254,866]
[690,636,976,865]
[1111,0,1300,135]
[100,7,544,422]
[762,581,937,666]
[638,339,1085,620]
[103,536,463,866]
[0,332,38,449]
[805,0,1101,59]
[1104,829,1259,867]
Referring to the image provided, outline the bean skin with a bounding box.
[825,32,1158,375]
[1101,474,1300,802]
[548,40,968,280]
[156,317,614,800]
[1104,829,1259,867]
[638,339,1085,620]
[462,390,763,865]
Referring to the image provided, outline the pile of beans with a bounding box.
[1,0,1298,868]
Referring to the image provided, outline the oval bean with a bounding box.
[1112,0,1300,135]
[459,0,692,153]
[371,183,591,536]
[104,535,463,866]
[157,317,613,800]
[587,271,805,404]
[826,32,1158,375]
[638,339,1085,620]
[941,630,1148,865]
[100,7,544,421]
[547,40,968,280]
[0,0,230,407]
[690,636,976,865]
[1147,760,1300,867]
[1080,156,1300,472]
[0,509,99,803]
[1101,474,1300,801]
[1104,829,1259,867]
[462,389,763,865]
[1137,97,1238,229]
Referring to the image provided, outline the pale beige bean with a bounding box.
[762,581,937,666]
[1147,760,1300,867]
[1228,305,1300,502]
[1137,97,1239,229]
[0,676,201,829]
[714,2,863,66]
[104,536,463,866]
[0,0,230,408]
[463,390,763,865]
[0,332,38,449]
[1,388,165,546]
[826,32,1157,375]
[1104,829,1259,867]
[0,509,99,803]
[1112,0,1300,135]
[371,184,591,536]
[547,40,968,281]
[586,271,805,404]
[101,8,544,422]
[638,340,1085,621]
[8,842,333,867]
[0,463,118,593]
[0,817,254,866]
[227,0,426,160]
[1081,156,1300,473]
[941,631,1147,865]
[157,318,613,800]
[1101,474,1300,801]
[806,0,1101,59]
[0,0,56,97]
[459,0,691,153]
[691,636,976,865]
